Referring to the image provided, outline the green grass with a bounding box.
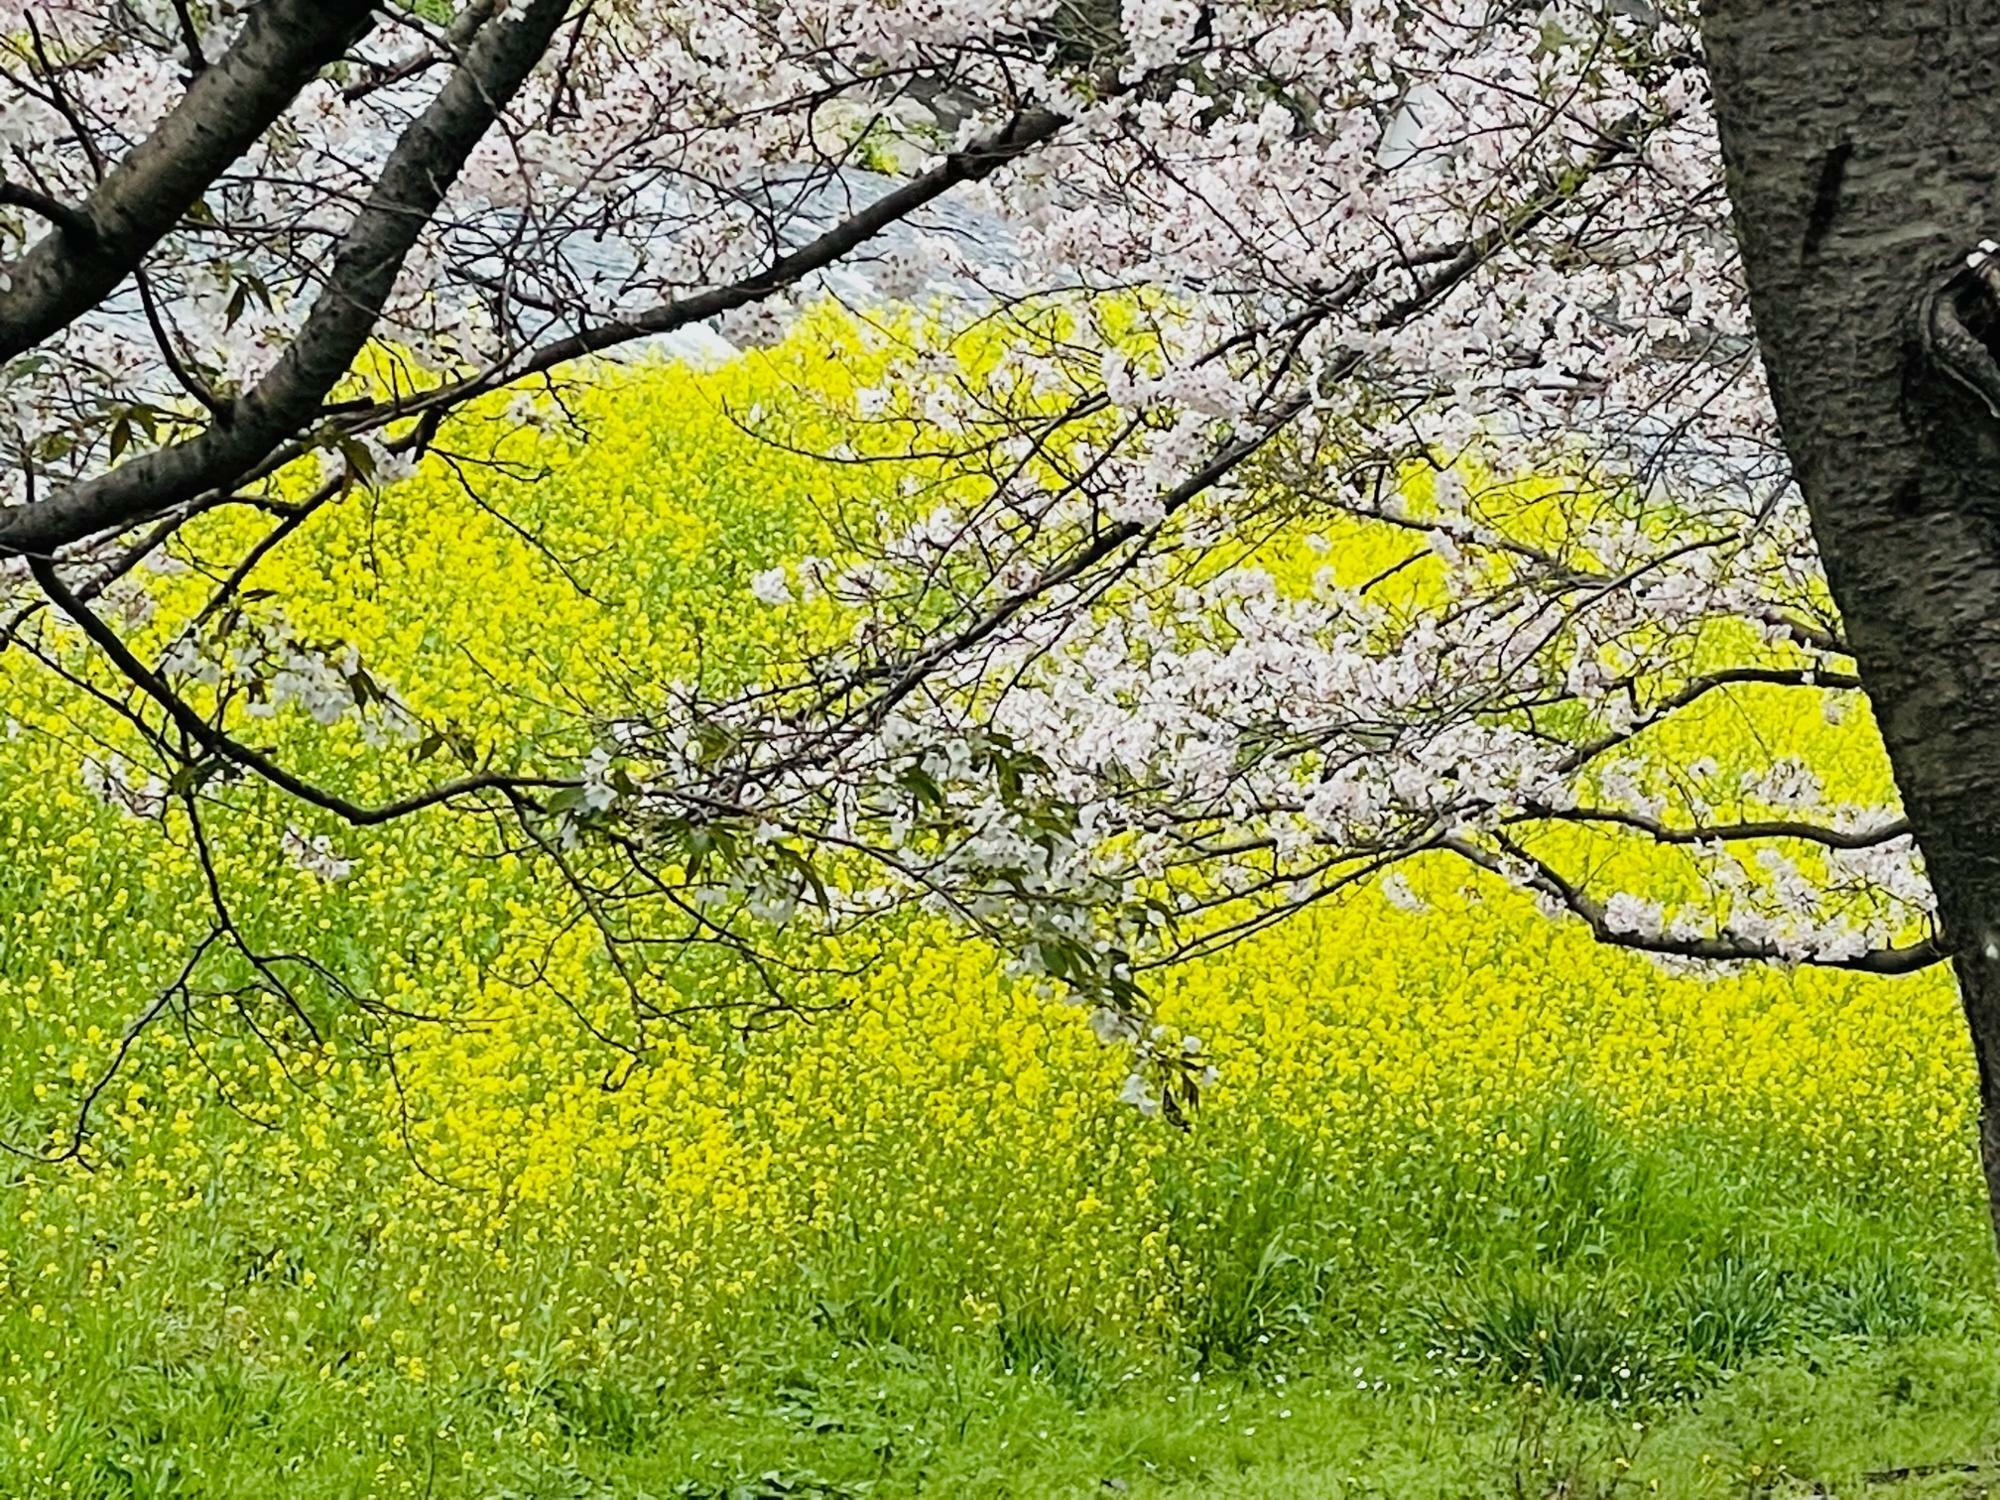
[633,1338,2000,1498]
[34,1330,2000,1497]
[8,1101,1999,1496]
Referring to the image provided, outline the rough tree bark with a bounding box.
[1702,2,2000,1249]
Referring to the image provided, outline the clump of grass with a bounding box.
[1425,1269,1655,1401]
[1660,1254,1788,1370]
[994,1300,1098,1404]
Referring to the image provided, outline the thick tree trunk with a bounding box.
[1701,3,2000,1250]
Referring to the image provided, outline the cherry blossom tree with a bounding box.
[1,0,1992,1237]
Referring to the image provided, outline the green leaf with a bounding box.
[336,435,376,483]
[770,842,831,917]
[165,757,230,797]
[897,763,944,809]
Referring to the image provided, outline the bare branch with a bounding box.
[168,0,209,74]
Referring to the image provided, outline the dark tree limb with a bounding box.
[1515,804,1914,852]
[0,177,92,241]
[27,553,572,827]
[1556,665,1865,775]
[1441,833,1945,976]
[0,0,380,363]
[0,0,582,559]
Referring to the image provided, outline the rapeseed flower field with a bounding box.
[0,320,1991,1496]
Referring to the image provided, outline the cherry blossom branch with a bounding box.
[362,104,1073,428]
[1349,500,1849,657]
[1557,665,1865,773]
[0,0,379,363]
[0,0,580,559]
[27,553,573,827]
[1440,832,1945,975]
[1514,803,1912,851]
[1760,611,1848,657]
[2,82,1067,559]
[0,508,200,653]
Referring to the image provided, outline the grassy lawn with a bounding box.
[50,1332,2000,1496]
